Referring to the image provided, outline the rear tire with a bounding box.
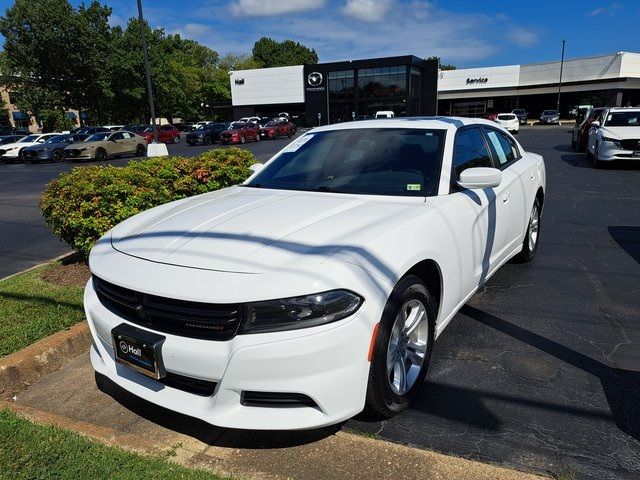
[204,136,212,146]
[173,136,180,144]
[513,198,541,263]
[365,275,435,419]
[241,136,246,144]
[95,148,107,161]
[255,133,260,142]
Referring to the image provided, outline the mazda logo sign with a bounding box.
[308,72,323,87]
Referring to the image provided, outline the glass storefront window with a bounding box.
[357,65,406,99]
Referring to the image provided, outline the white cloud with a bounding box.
[108,13,125,28]
[506,27,538,47]
[228,0,324,18]
[342,0,394,22]
[588,2,623,16]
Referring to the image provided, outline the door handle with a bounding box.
[502,193,510,203]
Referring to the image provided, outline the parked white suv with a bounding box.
[495,113,519,134]
[587,107,640,167]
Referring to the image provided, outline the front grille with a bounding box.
[160,372,217,396]
[93,276,242,340]
[241,391,319,409]
[0,149,6,156]
[619,139,640,150]
[66,149,81,157]
[22,150,37,158]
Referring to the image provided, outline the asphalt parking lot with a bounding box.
[2,126,640,479]
[0,133,300,279]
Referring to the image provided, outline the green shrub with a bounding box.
[40,147,255,257]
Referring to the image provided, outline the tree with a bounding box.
[0,0,78,119]
[427,56,456,71]
[252,37,318,68]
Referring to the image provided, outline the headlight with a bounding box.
[602,136,621,146]
[241,290,363,333]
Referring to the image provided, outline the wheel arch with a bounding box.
[536,186,545,213]
[402,259,442,324]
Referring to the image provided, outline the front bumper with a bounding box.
[220,136,240,144]
[65,149,95,159]
[85,275,376,430]
[597,142,640,162]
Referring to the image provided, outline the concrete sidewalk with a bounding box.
[5,340,546,480]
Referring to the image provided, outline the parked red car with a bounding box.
[139,124,181,144]
[260,119,293,140]
[219,122,261,144]
[571,107,606,152]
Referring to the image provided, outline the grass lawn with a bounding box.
[0,263,85,357]
[0,409,224,479]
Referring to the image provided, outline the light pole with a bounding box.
[137,0,157,143]
[556,39,566,116]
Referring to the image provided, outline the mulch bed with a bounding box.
[40,255,90,287]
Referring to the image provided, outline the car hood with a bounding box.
[222,129,242,134]
[110,186,422,274]
[600,126,640,139]
[1,142,37,150]
[25,142,68,151]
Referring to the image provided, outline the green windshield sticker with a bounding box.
[406,184,422,191]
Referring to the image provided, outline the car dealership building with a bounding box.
[230,51,640,126]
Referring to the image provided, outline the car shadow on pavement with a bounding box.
[608,226,640,265]
[554,144,640,170]
[462,305,640,443]
[95,372,342,448]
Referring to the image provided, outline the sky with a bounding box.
[1,0,639,68]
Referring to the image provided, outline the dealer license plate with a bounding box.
[111,323,166,379]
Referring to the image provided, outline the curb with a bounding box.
[0,321,91,398]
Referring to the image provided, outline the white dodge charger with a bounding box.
[85,117,546,430]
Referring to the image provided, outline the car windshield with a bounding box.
[498,114,515,120]
[230,122,245,129]
[512,109,525,114]
[542,110,558,115]
[605,112,640,127]
[44,135,68,143]
[265,121,279,127]
[86,133,111,141]
[20,135,40,142]
[246,128,446,197]
[212,123,227,129]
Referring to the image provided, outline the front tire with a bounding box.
[593,143,603,168]
[255,133,260,142]
[135,144,146,157]
[173,135,180,144]
[52,149,65,163]
[365,275,435,419]
[204,136,212,146]
[513,198,541,263]
[95,148,107,161]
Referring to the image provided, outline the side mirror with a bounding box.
[591,120,600,128]
[249,163,264,174]
[457,167,502,190]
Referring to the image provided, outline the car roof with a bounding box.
[607,107,640,112]
[310,116,498,133]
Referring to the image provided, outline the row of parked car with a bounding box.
[185,117,297,146]
[0,130,148,163]
[571,106,640,167]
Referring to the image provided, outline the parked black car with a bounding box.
[186,122,229,145]
[0,134,26,145]
[175,122,196,132]
[21,133,89,163]
[71,126,110,135]
[124,124,152,133]
[539,110,560,124]
[511,109,528,125]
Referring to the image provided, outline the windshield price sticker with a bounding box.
[282,134,314,153]
[406,184,422,191]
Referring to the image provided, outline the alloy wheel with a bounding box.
[386,299,429,395]
[528,204,540,252]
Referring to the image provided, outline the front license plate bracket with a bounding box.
[111,323,166,379]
